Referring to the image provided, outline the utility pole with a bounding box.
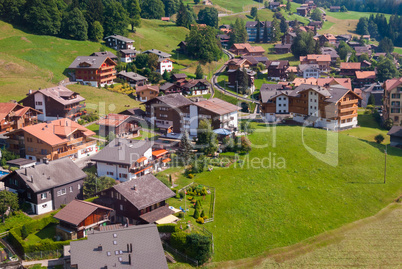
[236,81,238,95]
[384,144,387,184]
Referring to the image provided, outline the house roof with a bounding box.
[320,47,339,58]
[320,33,336,40]
[7,118,94,147]
[194,98,239,115]
[232,43,265,53]
[383,78,402,91]
[68,56,116,69]
[274,44,292,49]
[6,158,36,167]
[340,62,361,70]
[3,158,86,193]
[172,73,187,80]
[387,126,402,138]
[98,114,132,128]
[140,205,174,223]
[104,35,134,43]
[91,138,152,166]
[54,200,113,226]
[355,71,376,80]
[136,85,159,93]
[0,103,18,122]
[300,54,331,62]
[294,84,360,103]
[159,82,176,91]
[225,58,252,67]
[317,78,352,91]
[70,224,168,269]
[118,71,147,82]
[266,60,289,69]
[144,93,193,107]
[119,108,146,117]
[260,84,287,102]
[245,21,272,28]
[298,64,320,71]
[143,49,171,58]
[90,51,117,59]
[110,174,175,210]
[21,86,85,106]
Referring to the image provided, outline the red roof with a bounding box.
[136,85,159,93]
[340,62,361,70]
[152,149,168,157]
[98,113,130,127]
[384,77,402,91]
[355,71,376,80]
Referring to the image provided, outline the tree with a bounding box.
[271,17,281,42]
[291,31,317,58]
[241,121,255,135]
[288,71,296,81]
[368,94,375,105]
[196,119,218,156]
[21,225,28,239]
[359,53,370,62]
[147,53,159,71]
[286,0,291,11]
[240,136,252,153]
[255,20,261,43]
[135,54,149,69]
[228,18,248,47]
[195,64,204,79]
[194,0,200,4]
[374,134,384,144]
[103,0,129,37]
[162,70,171,81]
[335,57,341,67]
[377,56,398,81]
[349,51,358,62]
[378,37,394,53]
[163,0,179,17]
[337,41,353,60]
[0,148,19,167]
[356,17,369,35]
[340,5,347,12]
[368,20,378,39]
[141,0,165,19]
[60,8,88,40]
[311,8,322,21]
[149,72,163,84]
[185,26,222,62]
[185,233,212,264]
[0,191,19,221]
[235,68,249,94]
[23,0,62,35]
[176,0,194,28]
[0,0,25,23]
[383,118,393,130]
[280,17,288,33]
[177,131,193,165]
[198,7,218,28]
[262,21,269,43]
[90,21,104,42]
[83,172,117,199]
[127,0,141,32]
[86,0,103,39]
[106,131,116,142]
[250,7,258,18]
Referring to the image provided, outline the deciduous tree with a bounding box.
[103,0,129,37]
[140,0,165,19]
[0,191,19,221]
[61,8,88,40]
[195,64,204,79]
[127,0,141,32]
[197,7,218,28]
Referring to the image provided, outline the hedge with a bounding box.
[157,224,179,233]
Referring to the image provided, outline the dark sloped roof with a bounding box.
[6,158,36,167]
[21,86,85,106]
[104,35,134,43]
[143,49,171,58]
[54,200,113,226]
[194,98,239,115]
[70,224,168,269]
[260,84,289,103]
[112,174,175,210]
[90,51,117,59]
[91,138,152,165]
[388,126,402,138]
[5,158,86,193]
[159,82,175,91]
[68,56,115,69]
[118,71,147,82]
[145,93,193,108]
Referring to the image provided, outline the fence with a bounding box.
[162,241,199,267]
[24,249,62,261]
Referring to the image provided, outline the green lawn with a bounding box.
[219,9,275,25]
[25,223,58,244]
[325,10,391,21]
[161,123,402,262]
[0,212,31,233]
[213,0,263,13]
[132,130,159,140]
[321,21,335,31]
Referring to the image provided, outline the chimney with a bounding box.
[25,168,27,175]
[128,254,131,265]
[98,244,103,251]
[29,89,32,94]
[130,243,133,253]
[127,244,129,253]
[30,175,34,183]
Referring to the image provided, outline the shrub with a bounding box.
[170,232,187,252]
[196,217,204,224]
[2,165,9,170]
[200,210,205,218]
[178,191,185,199]
[175,193,180,199]
[21,225,28,239]
[203,215,208,219]
[157,224,178,233]
[375,134,385,144]
[191,199,196,203]
[188,173,194,179]
[187,196,193,200]
[185,233,212,264]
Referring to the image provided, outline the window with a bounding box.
[35,101,43,106]
[107,252,111,256]
[391,93,401,98]
[41,149,47,155]
[41,193,47,200]
[42,204,47,208]
[107,171,114,176]
[27,192,31,199]
[57,188,66,196]
[78,184,81,190]
[120,204,123,210]
[113,241,117,245]
[113,233,117,238]
[69,186,73,192]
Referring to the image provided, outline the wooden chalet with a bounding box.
[97,113,141,138]
[0,103,41,134]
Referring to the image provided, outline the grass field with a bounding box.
[161,122,402,262]
[25,223,57,244]
[213,0,263,13]
[325,10,391,21]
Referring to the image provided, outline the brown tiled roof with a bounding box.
[0,103,18,122]
[21,86,85,106]
[54,200,113,226]
[194,98,239,115]
[98,114,131,127]
[340,62,361,70]
[292,77,352,91]
[232,43,265,53]
[136,85,159,93]
[355,71,376,80]
[383,78,402,91]
[300,54,331,62]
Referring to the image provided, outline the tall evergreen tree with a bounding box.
[86,0,104,40]
[280,17,288,33]
[195,64,204,79]
[90,21,104,42]
[103,1,129,37]
[127,0,141,32]
[197,7,218,28]
[140,0,165,19]
[255,20,261,43]
[61,8,88,40]
[286,0,291,11]
[272,17,281,42]
[176,0,193,28]
[24,0,62,35]
[356,17,369,35]
[177,131,193,165]
[263,21,269,43]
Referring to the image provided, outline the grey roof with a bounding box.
[111,174,175,210]
[159,82,175,91]
[320,47,339,59]
[143,49,171,58]
[260,84,287,102]
[5,158,86,193]
[172,73,187,80]
[70,224,168,269]
[91,138,152,166]
[246,21,272,28]
[23,86,85,106]
[298,64,320,71]
[275,44,292,49]
[68,56,113,69]
[388,126,402,138]
[145,93,193,108]
[104,35,134,43]
[120,49,140,54]
[118,71,147,82]
[293,84,354,104]
[240,56,269,65]
[6,158,36,167]
[90,51,117,59]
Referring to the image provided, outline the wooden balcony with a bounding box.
[340,106,357,113]
[100,66,115,71]
[340,99,358,105]
[67,137,84,146]
[340,113,358,120]
[99,70,116,76]
[100,75,116,82]
[54,140,96,159]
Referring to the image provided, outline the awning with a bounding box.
[162,158,171,163]
[213,128,232,135]
[136,156,147,163]
[152,149,168,157]
[140,206,174,223]
[155,215,179,224]
[133,166,152,175]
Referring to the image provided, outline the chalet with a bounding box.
[382,77,402,126]
[6,118,96,162]
[296,7,309,17]
[360,83,383,107]
[274,44,292,54]
[143,49,172,61]
[282,32,296,45]
[309,21,323,29]
[159,83,182,95]
[266,60,289,80]
[388,126,402,147]
[104,35,134,50]
[293,77,352,90]
[136,85,159,102]
[117,71,147,87]
[119,49,140,63]
[299,54,331,71]
[172,73,187,81]
[217,34,230,48]
[318,34,337,46]
[361,60,372,68]
[94,174,175,224]
[355,46,372,57]
[230,43,265,56]
[54,200,113,240]
[2,158,86,215]
[340,62,361,76]
[226,58,252,70]
[269,2,280,10]
[246,21,272,42]
[320,47,340,64]
[97,114,141,138]
[298,64,320,79]
[354,71,376,87]
[330,6,340,12]
[6,158,36,169]
[161,17,170,22]
[239,56,269,68]
[219,24,231,34]
[260,84,361,130]
[20,86,85,122]
[0,103,41,134]
[90,51,118,62]
[158,58,173,75]
[336,34,352,42]
[177,41,188,54]
[119,107,146,118]
[347,41,361,49]
[373,52,386,61]
[69,225,168,269]
[68,56,117,87]
[227,68,256,92]
[181,79,210,96]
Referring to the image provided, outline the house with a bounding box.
[94,174,175,224]
[330,6,341,12]
[229,43,265,56]
[340,62,361,76]
[361,60,372,68]
[239,56,269,68]
[246,21,272,42]
[20,86,86,122]
[355,46,372,57]
[298,64,321,79]
[6,158,36,169]
[297,7,309,16]
[136,85,159,102]
[217,34,230,48]
[97,114,141,138]
[6,118,96,162]
[354,71,376,87]
[119,107,146,118]
[177,41,188,54]
[260,84,361,130]
[143,49,172,61]
[226,58,252,70]
[90,51,118,62]
[362,35,370,40]
[119,49,140,63]
[181,79,210,96]
[117,71,147,87]
[347,41,361,49]
[227,68,256,92]
[320,47,340,64]
[282,32,297,45]
[68,56,117,87]
[172,73,187,81]
[266,60,289,80]
[159,82,182,95]
[161,17,170,22]
[274,44,292,54]
[373,52,387,61]
[309,21,323,29]
[269,2,280,10]
[219,24,231,33]
[388,126,402,147]
[104,35,135,50]
[158,58,174,75]
[69,224,168,269]
[54,200,113,240]
[2,158,86,215]
[203,0,212,5]
[299,54,331,71]
[382,77,402,126]
[360,83,383,107]
[91,138,168,181]
[0,103,41,134]
[293,77,352,90]
[336,34,352,43]
[318,34,337,46]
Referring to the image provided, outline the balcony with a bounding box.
[340,113,358,120]
[340,107,357,113]
[100,75,116,82]
[54,140,97,159]
[67,137,84,146]
[99,70,116,77]
[340,99,358,105]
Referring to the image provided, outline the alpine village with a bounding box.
[0,0,401,268]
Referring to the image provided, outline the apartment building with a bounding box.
[383,77,402,126]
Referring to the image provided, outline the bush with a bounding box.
[191,199,196,203]
[178,191,185,199]
[170,232,187,252]
[188,173,194,179]
[175,193,180,199]
[185,233,212,264]
[203,215,208,219]
[187,196,193,200]
[2,165,9,170]
[157,224,178,233]
[196,217,204,224]
[375,134,385,144]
